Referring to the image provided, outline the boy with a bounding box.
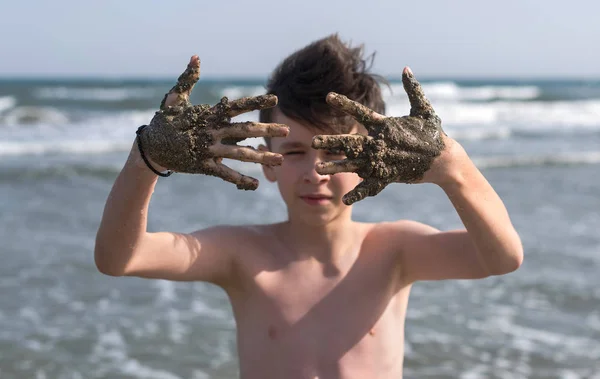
[95,35,523,378]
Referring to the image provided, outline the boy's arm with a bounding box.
[395,137,523,283]
[94,145,235,285]
[312,67,522,282]
[94,55,288,285]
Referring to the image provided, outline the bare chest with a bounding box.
[231,251,408,378]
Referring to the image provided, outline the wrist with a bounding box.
[128,140,168,177]
[426,138,474,189]
[134,126,173,177]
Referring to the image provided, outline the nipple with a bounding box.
[268,325,278,340]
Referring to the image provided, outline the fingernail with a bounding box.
[326,92,339,103]
[312,136,323,147]
[403,67,413,76]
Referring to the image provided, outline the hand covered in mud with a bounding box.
[137,56,289,190]
[312,67,445,205]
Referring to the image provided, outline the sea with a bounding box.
[0,76,599,379]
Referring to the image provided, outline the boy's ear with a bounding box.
[258,144,277,182]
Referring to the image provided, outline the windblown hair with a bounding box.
[259,34,387,145]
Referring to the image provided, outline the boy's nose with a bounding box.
[303,158,329,184]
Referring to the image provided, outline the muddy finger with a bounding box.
[202,160,259,190]
[312,134,369,151]
[401,67,436,120]
[316,159,361,175]
[214,122,289,139]
[342,183,370,205]
[160,55,201,110]
[342,178,386,205]
[326,92,385,126]
[210,144,284,165]
[227,95,278,117]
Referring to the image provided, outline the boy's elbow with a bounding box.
[95,257,125,277]
[494,245,524,275]
[96,263,125,277]
[504,252,523,274]
[94,246,126,277]
[509,239,525,272]
[513,247,524,271]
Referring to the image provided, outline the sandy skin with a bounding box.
[312,67,446,205]
[138,56,289,190]
[138,57,443,199]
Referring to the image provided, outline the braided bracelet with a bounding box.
[135,125,173,177]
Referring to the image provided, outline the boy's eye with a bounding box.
[284,151,304,155]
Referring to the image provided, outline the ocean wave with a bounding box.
[383,82,541,102]
[444,126,512,140]
[386,99,600,130]
[0,106,71,125]
[474,151,600,168]
[0,109,154,155]
[34,86,158,101]
[0,140,132,156]
[0,163,122,182]
[0,96,16,114]
[1,151,598,182]
[216,85,267,100]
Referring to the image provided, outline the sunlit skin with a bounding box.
[95,55,523,379]
[242,111,411,377]
[261,112,363,226]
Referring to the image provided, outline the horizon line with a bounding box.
[1,74,600,82]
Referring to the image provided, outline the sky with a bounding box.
[2,0,599,79]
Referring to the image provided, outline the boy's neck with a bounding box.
[276,214,361,267]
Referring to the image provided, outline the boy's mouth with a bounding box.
[300,194,333,205]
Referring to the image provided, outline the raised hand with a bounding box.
[312,67,445,205]
[138,56,289,190]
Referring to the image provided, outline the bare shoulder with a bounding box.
[191,223,262,240]
[363,220,441,282]
[194,222,280,261]
[367,220,439,249]
[190,223,274,256]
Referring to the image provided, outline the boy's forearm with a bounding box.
[94,143,159,275]
[438,157,523,275]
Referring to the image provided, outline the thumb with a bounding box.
[160,55,201,109]
[402,66,436,120]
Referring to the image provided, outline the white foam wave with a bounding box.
[218,85,266,99]
[0,140,132,156]
[222,83,597,132]
[90,328,128,363]
[382,82,540,101]
[386,99,600,130]
[190,298,230,319]
[89,327,183,379]
[120,360,183,379]
[154,280,177,303]
[35,86,156,101]
[83,109,156,133]
[0,109,154,156]
[1,106,70,125]
[445,126,512,140]
[0,99,597,167]
[0,96,16,113]
[474,151,600,168]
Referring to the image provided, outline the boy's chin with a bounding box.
[292,208,350,226]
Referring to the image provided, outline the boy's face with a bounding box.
[261,110,363,225]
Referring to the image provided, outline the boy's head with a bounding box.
[259,34,386,148]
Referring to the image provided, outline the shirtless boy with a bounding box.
[95,35,523,378]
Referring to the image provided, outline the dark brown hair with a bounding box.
[259,34,387,146]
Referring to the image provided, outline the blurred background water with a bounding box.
[0,77,599,378]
